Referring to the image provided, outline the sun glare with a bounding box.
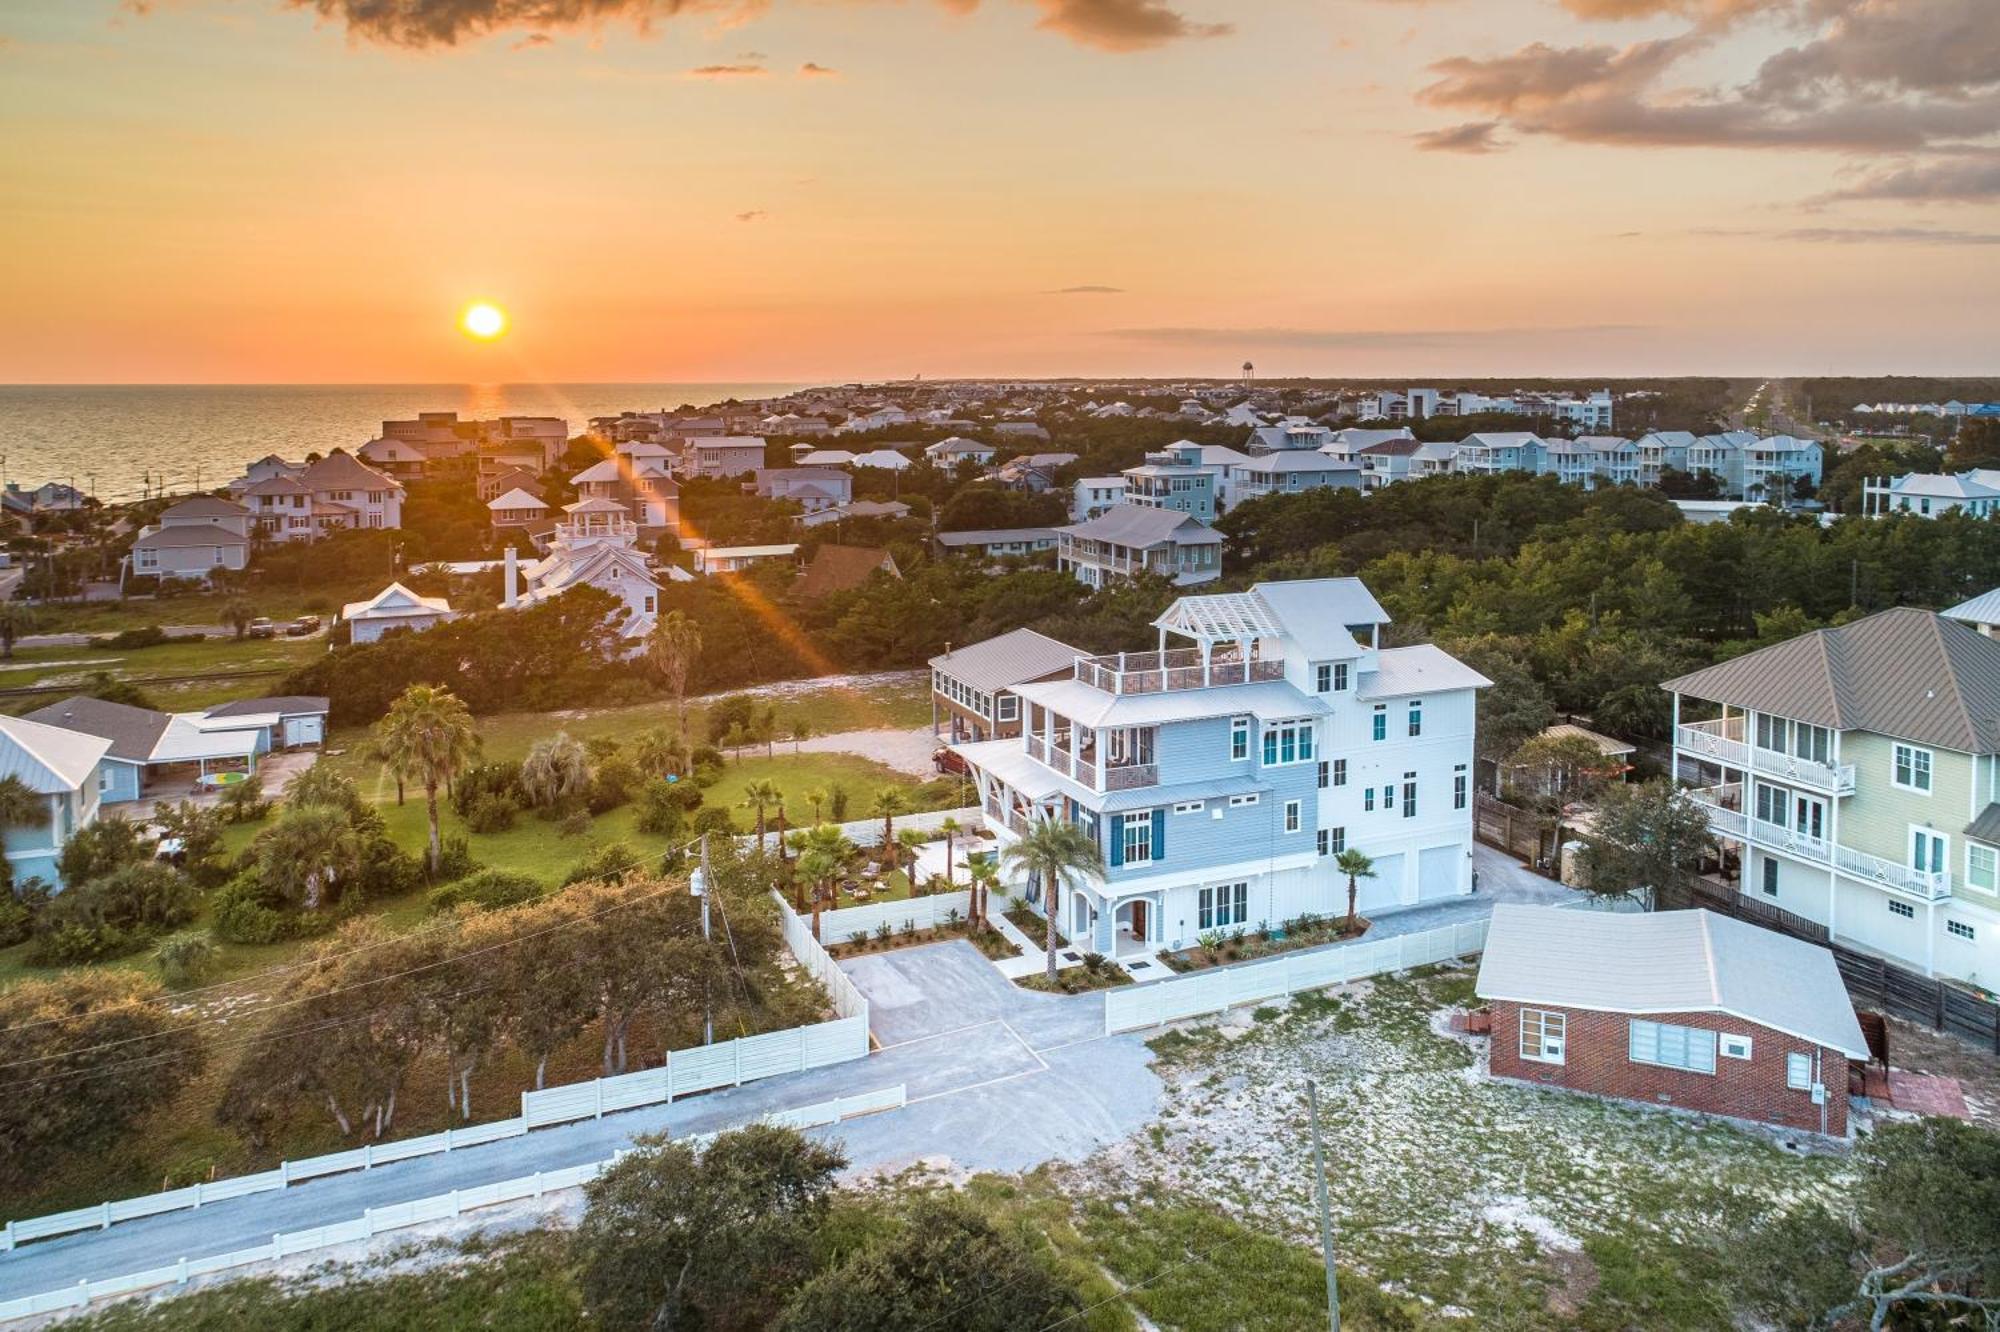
[461,302,507,340]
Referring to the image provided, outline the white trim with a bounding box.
[1891,742,1935,794]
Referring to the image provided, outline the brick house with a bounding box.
[1477,904,1867,1137]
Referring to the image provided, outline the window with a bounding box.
[1332,759,1348,787]
[1172,801,1204,815]
[998,695,1020,723]
[1889,899,1915,919]
[97,766,113,794]
[1970,844,1997,893]
[1371,707,1387,742]
[1786,1052,1813,1091]
[1261,720,1315,766]
[1332,663,1350,691]
[1949,919,1977,941]
[1198,882,1248,929]
[1520,1009,1566,1064]
[1316,664,1332,692]
[1402,774,1417,819]
[1893,743,1934,793]
[1381,785,1396,813]
[1285,800,1301,833]
[1762,859,1779,897]
[1227,793,1259,808]
[1317,829,1330,856]
[1629,1020,1716,1074]
[1720,1033,1753,1060]
[1230,717,1250,762]
[1408,702,1423,737]
[1364,787,1375,813]
[1318,761,1329,790]
[1453,765,1467,811]
[1327,825,1346,854]
[1911,828,1947,878]
[643,595,657,615]
[1119,812,1153,865]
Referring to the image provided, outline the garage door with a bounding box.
[1362,853,1403,912]
[284,715,325,747]
[1418,844,1464,901]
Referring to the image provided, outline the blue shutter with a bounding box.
[1152,808,1166,861]
[1108,816,1123,868]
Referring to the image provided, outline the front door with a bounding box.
[1128,900,1147,942]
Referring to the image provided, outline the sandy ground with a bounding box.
[792,726,937,776]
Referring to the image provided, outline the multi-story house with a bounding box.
[1581,436,1640,487]
[1121,456,1219,521]
[1862,471,2000,518]
[1666,608,2000,986]
[1636,430,1694,486]
[1685,431,1756,494]
[755,467,853,514]
[238,450,404,542]
[1072,476,1128,521]
[924,436,997,468]
[1550,389,1615,431]
[1230,452,1361,506]
[0,714,108,888]
[1740,435,1823,501]
[1247,423,1334,454]
[1453,432,1546,477]
[953,578,1487,957]
[1540,438,1603,489]
[1322,428,1414,466]
[1055,505,1222,589]
[930,628,1083,743]
[129,496,252,580]
[685,437,767,480]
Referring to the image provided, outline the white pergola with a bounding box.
[1152,591,1282,657]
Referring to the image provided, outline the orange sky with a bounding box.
[0,0,1995,381]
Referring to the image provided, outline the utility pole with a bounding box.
[1306,1079,1342,1332]
[694,833,714,1046]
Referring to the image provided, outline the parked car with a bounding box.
[246,616,276,639]
[933,746,969,776]
[286,614,321,636]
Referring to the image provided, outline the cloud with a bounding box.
[687,62,766,76]
[1411,120,1504,153]
[798,60,838,76]
[1814,152,2000,202]
[275,0,1227,52]
[510,31,552,47]
[1051,284,1125,294]
[735,209,768,222]
[736,48,766,59]
[1103,324,1645,349]
[1696,224,2000,244]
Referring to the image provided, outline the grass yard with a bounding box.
[16,580,385,638]
[0,635,326,716]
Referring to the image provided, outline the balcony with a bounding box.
[1676,719,1856,795]
[983,798,1032,838]
[1835,844,1953,902]
[1103,762,1159,792]
[1074,647,1286,696]
[1676,717,1747,768]
[1025,735,1099,787]
[1687,783,1746,839]
[1750,745,1856,795]
[1748,816,1832,866]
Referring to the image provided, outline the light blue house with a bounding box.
[20,696,311,810]
[955,578,1489,958]
[0,714,111,889]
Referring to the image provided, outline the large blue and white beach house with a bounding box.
[954,578,1489,957]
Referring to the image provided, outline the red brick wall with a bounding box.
[1488,1000,1849,1137]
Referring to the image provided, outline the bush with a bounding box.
[451,761,523,819]
[464,791,519,833]
[29,862,199,965]
[428,868,545,914]
[0,883,47,947]
[690,807,736,837]
[211,874,316,945]
[559,809,592,837]
[587,756,641,815]
[563,842,639,887]
[704,696,756,745]
[56,817,149,887]
[635,780,686,837]
[89,624,169,650]
[829,786,849,821]
[430,835,477,884]
[354,836,423,901]
[217,774,271,824]
[155,931,219,987]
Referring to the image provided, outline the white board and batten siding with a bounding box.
[1103,917,1490,1034]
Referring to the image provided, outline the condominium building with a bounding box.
[1667,608,2000,986]
[953,578,1487,957]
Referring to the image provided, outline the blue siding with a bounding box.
[99,759,144,805]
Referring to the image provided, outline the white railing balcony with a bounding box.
[1835,844,1953,902]
[1103,762,1158,792]
[1676,719,1748,769]
[984,799,1031,838]
[1750,746,1856,795]
[1074,648,1285,697]
[1687,785,1746,839]
[1023,735,1097,787]
[1749,817,1832,865]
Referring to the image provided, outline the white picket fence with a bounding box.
[0,1084,907,1325]
[5,901,873,1256]
[815,889,975,944]
[1104,918,1491,1034]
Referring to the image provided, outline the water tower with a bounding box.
[1242,360,1255,386]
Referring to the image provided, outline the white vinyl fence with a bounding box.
[5,902,873,1256]
[814,889,974,944]
[1104,918,1491,1034]
[0,1084,907,1325]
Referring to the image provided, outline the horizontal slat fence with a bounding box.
[0,1085,906,1324]
[1104,918,1490,1034]
[814,890,974,943]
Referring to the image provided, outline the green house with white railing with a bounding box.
[1665,607,2000,988]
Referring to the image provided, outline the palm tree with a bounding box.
[633,727,685,780]
[374,684,479,875]
[794,823,855,939]
[895,827,929,885]
[938,816,961,890]
[966,856,1000,936]
[803,787,829,825]
[0,774,49,831]
[645,611,702,736]
[789,716,813,756]
[1334,848,1376,934]
[257,803,361,911]
[221,597,255,641]
[871,787,908,867]
[740,779,782,852]
[521,732,592,812]
[1003,816,1106,984]
[0,602,34,661]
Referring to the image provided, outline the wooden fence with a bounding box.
[1472,793,1550,865]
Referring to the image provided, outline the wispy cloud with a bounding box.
[687,62,767,78]
[1813,152,2000,204]
[1695,225,2000,245]
[1104,324,1646,349]
[510,31,551,50]
[1051,284,1125,294]
[735,209,768,222]
[1411,120,1503,153]
[799,61,839,76]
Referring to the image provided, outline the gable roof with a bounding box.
[134,526,250,551]
[1943,588,2000,626]
[302,449,402,492]
[794,545,900,601]
[570,459,625,484]
[22,696,172,763]
[1662,607,2000,753]
[343,582,453,621]
[1476,904,1867,1058]
[0,713,111,793]
[1059,504,1221,547]
[487,488,549,511]
[930,627,1083,692]
[160,496,248,519]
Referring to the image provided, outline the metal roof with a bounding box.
[207,696,329,719]
[1966,803,2000,845]
[934,528,1058,546]
[1248,579,1391,659]
[1662,607,2000,754]
[1357,644,1494,700]
[1058,505,1221,547]
[1010,677,1327,730]
[0,714,111,794]
[1944,587,2000,627]
[133,526,250,550]
[1475,904,1868,1058]
[929,628,1082,693]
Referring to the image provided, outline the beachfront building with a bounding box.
[930,627,1083,743]
[1055,506,1222,589]
[1667,607,2000,986]
[236,449,404,542]
[952,578,1487,957]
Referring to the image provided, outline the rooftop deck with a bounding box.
[1073,647,1285,696]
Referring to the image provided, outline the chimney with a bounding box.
[503,545,518,609]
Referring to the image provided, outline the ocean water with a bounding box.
[0,383,808,505]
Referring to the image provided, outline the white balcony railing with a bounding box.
[1676,719,1747,769]
[1750,745,1856,795]
[1687,786,1746,839]
[1835,844,1953,902]
[1749,817,1832,865]
[1074,648,1285,697]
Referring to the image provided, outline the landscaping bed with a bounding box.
[1017,955,1132,993]
[1160,912,1369,974]
[1004,902,1065,949]
[826,919,1019,961]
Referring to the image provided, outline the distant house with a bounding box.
[1054,504,1222,589]
[238,449,404,542]
[358,436,429,480]
[506,509,672,641]
[0,714,109,886]
[992,452,1077,493]
[22,696,267,806]
[756,468,854,513]
[1122,457,1218,522]
[1246,424,1333,454]
[130,496,253,580]
[1230,452,1361,506]
[686,437,768,480]
[929,627,1081,743]
[932,528,1059,562]
[1942,587,2000,637]
[993,421,1051,443]
[1478,904,1865,1137]
[848,448,913,472]
[1072,476,1128,522]
[925,437,997,468]
[477,465,545,504]
[690,544,800,575]
[203,696,331,750]
[796,449,857,468]
[488,487,550,530]
[341,582,458,643]
[572,454,681,533]
[793,544,900,601]
[796,499,911,530]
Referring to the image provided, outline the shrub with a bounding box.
[563,842,638,887]
[559,809,592,837]
[1082,951,1107,974]
[690,744,724,771]
[428,868,545,914]
[874,921,892,944]
[587,756,641,815]
[464,791,519,833]
[430,835,477,884]
[690,808,735,836]
[704,695,756,745]
[828,786,849,821]
[849,930,869,949]
[56,817,149,887]
[90,624,169,650]
[354,837,423,901]
[155,931,219,987]
[30,863,199,965]
[451,761,523,819]
[210,875,307,945]
[0,883,48,948]
[217,774,270,823]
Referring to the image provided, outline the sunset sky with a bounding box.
[1,0,1994,382]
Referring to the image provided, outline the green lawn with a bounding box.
[0,636,325,716]
[15,580,385,638]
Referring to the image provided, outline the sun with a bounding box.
[460,302,507,340]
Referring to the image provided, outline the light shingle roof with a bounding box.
[1476,904,1868,1058]
[1662,607,2000,754]
[22,696,171,763]
[1058,505,1221,547]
